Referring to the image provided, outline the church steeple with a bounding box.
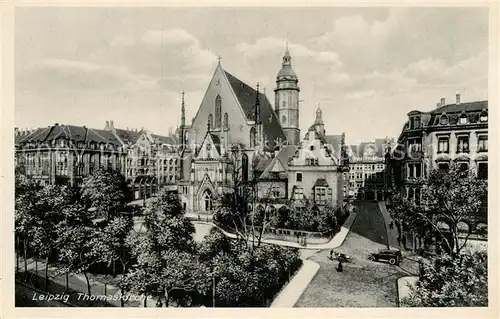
[275,43,300,145]
[282,41,291,67]
[314,106,324,125]
[181,91,186,128]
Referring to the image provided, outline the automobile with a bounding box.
[368,249,403,265]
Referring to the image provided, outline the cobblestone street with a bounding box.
[295,201,419,307]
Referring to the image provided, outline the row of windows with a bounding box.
[305,158,319,166]
[351,164,385,171]
[439,111,488,126]
[437,135,487,154]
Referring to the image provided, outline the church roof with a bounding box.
[224,70,287,151]
[277,66,297,79]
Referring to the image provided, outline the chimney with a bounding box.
[436,102,441,108]
[105,121,109,130]
[14,127,19,135]
[440,98,445,107]
[110,120,115,133]
[456,93,461,105]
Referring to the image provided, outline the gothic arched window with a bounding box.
[242,153,249,182]
[215,95,222,128]
[250,127,256,148]
[208,114,213,130]
[223,113,229,130]
[203,190,213,211]
[282,115,286,125]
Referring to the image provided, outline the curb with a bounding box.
[194,212,358,251]
[270,260,320,308]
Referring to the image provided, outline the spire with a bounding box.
[181,91,186,127]
[217,54,222,65]
[255,82,260,125]
[282,42,291,67]
[314,104,324,125]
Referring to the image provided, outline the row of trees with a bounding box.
[386,164,488,307]
[15,169,302,307]
[15,169,133,304]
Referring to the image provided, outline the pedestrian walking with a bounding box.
[329,249,333,260]
[337,260,343,272]
[402,234,407,249]
[389,221,394,229]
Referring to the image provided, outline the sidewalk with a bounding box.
[195,212,357,250]
[19,257,157,307]
[270,260,320,308]
[378,202,400,250]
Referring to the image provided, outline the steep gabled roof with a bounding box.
[224,70,287,151]
[114,128,142,144]
[259,145,298,180]
[325,134,342,156]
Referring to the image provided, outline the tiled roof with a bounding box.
[431,100,488,115]
[224,70,287,151]
[151,133,178,145]
[19,124,123,146]
[259,145,298,180]
[114,129,141,144]
[325,134,342,156]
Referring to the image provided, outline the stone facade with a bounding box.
[388,94,488,202]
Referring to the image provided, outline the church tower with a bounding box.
[275,43,300,145]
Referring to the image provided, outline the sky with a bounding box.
[15,7,489,144]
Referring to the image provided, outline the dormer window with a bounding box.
[439,114,449,125]
[459,113,468,125]
[480,109,488,122]
[415,116,421,128]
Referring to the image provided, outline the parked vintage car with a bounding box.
[368,249,402,265]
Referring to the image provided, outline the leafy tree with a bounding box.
[29,185,74,289]
[124,189,200,306]
[402,251,487,307]
[90,215,133,276]
[81,168,131,221]
[387,164,487,256]
[55,203,99,302]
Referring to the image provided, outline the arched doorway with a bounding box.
[202,189,213,212]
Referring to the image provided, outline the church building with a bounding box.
[177,47,347,216]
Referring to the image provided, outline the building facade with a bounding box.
[15,122,179,199]
[388,94,488,202]
[177,47,349,217]
[346,138,393,201]
[15,124,127,186]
